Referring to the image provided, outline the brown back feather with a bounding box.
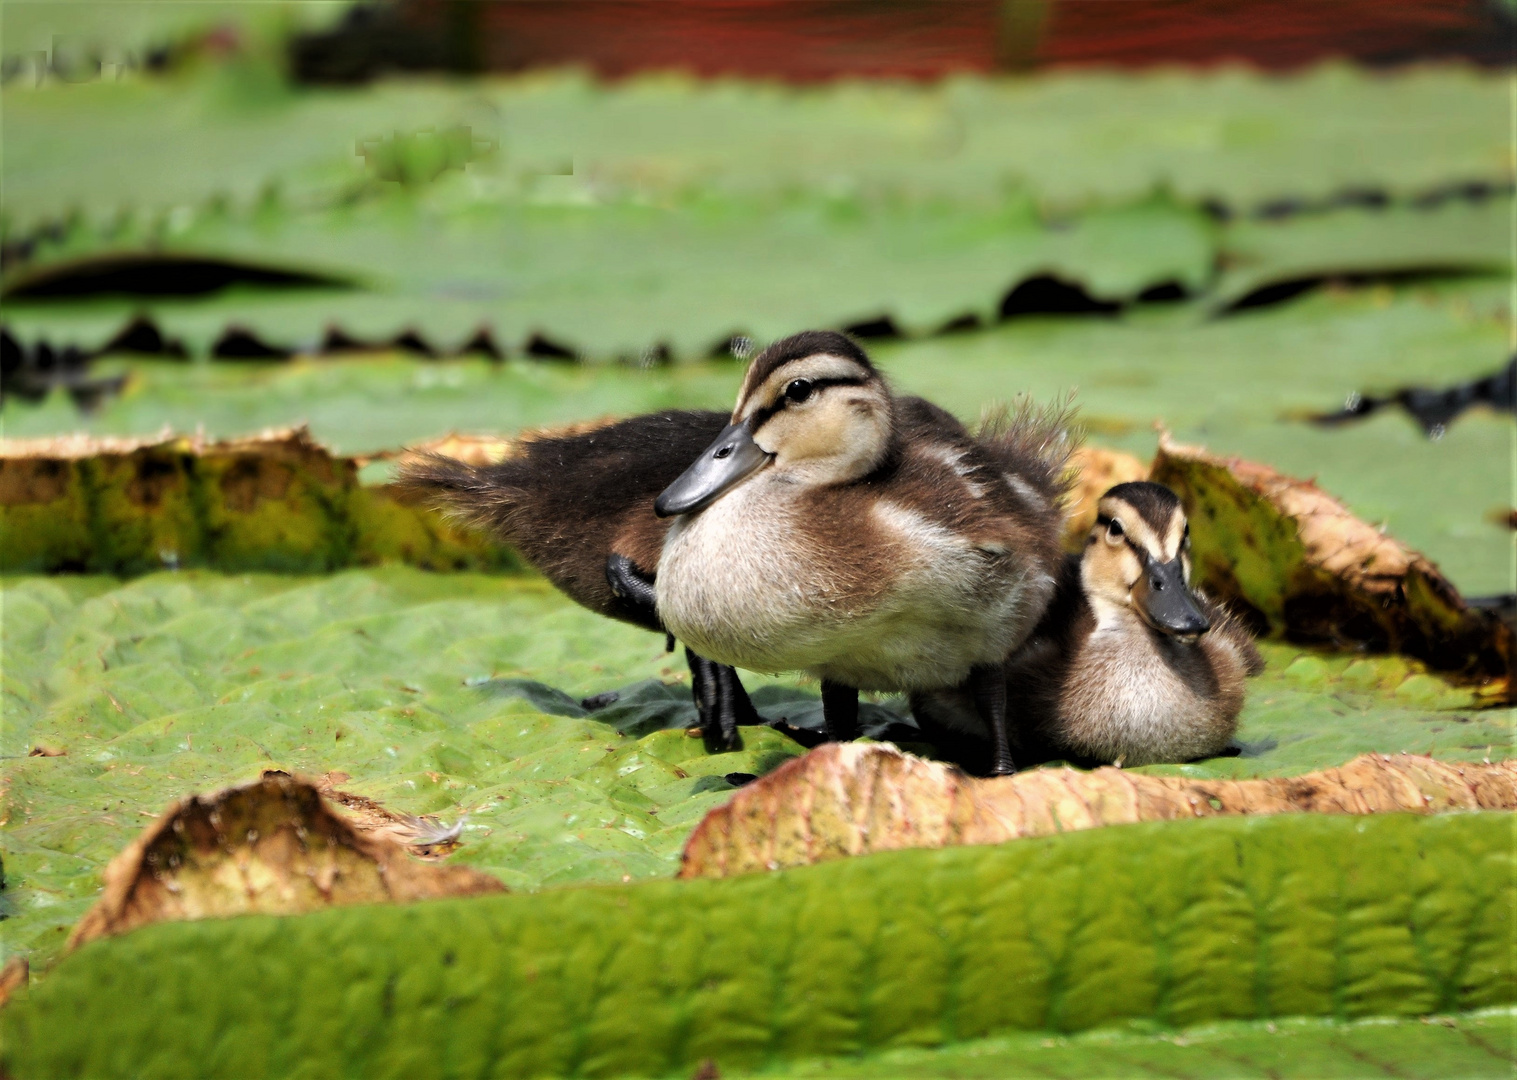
[393,410,729,622]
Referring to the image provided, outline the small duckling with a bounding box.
[653,331,1073,774]
[395,410,759,751]
[913,481,1263,770]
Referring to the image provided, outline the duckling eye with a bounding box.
[784,379,815,404]
[1105,518,1125,544]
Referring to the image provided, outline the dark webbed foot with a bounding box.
[970,664,1017,776]
[605,553,663,633]
[820,679,860,743]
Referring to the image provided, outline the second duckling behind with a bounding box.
[913,481,1263,770]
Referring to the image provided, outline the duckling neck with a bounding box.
[1086,595,1146,635]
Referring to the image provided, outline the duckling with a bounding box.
[653,330,1073,775]
[912,481,1264,770]
[394,410,759,752]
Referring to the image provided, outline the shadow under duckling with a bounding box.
[912,481,1264,772]
[394,410,762,752]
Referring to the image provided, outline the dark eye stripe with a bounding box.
[749,375,869,430]
[1097,513,1176,563]
[784,375,867,398]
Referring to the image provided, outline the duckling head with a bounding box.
[1083,481,1211,640]
[655,331,893,517]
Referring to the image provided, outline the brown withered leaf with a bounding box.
[67,771,502,951]
[373,432,514,470]
[312,772,467,859]
[1150,433,1513,696]
[1061,445,1150,550]
[679,743,1517,879]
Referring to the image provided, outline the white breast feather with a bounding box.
[656,484,1052,692]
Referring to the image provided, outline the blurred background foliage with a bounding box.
[3,28,1511,594]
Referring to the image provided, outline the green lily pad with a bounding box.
[4,65,1510,362]
[728,1010,1517,1079]
[3,66,1508,233]
[1,191,1219,360]
[2,568,1509,978]
[2,812,1510,1079]
[4,277,1506,595]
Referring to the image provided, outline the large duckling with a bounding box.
[913,481,1263,770]
[653,331,1073,774]
[395,410,759,752]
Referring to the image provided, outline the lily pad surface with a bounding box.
[3,567,1509,977]
[3,812,1511,1078]
[720,1011,1517,1079]
[4,65,1510,360]
[5,278,1508,594]
[5,66,1509,230]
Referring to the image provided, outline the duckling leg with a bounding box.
[606,553,753,752]
[686,647,751,753]
[970,664,1017,776]
[820,680,860,743]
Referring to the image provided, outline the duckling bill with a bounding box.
[913,481,1264,771]
[394,410,759,752]
[654,330,1074,774]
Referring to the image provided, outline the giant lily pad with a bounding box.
[2,812,1511,1078]
[0,427,517,574]
[0,190,1219,361]
[2,278,1508,594]
[3,566,1511,978]
[3,66,1509,232]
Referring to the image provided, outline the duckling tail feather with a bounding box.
[393,451,523,536]
[976,395,1082,504]
[391,411,732,623]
